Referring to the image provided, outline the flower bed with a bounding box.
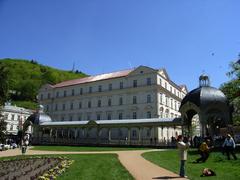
[0,156,74,180]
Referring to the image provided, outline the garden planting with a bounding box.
[0,156,74,180]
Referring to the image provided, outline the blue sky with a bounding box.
[0,0,239,90]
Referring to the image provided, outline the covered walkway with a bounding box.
[33,118,182,146]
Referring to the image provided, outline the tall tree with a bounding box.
[0,62,9,143]
[220,58,240,125]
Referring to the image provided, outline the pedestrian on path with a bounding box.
[222,134,237,160]
[177,135,190,178]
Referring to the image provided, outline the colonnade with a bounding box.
[34,124,180,146]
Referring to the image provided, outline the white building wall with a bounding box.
[39,66,187,141]
[1,103,33,135]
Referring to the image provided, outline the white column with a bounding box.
[138,127,142,143]
[108,128,111,141]
[128,128,131,144]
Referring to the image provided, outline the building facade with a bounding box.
[38,66,187,143]
[1,102,33,135]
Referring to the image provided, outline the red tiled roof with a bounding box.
[53,69,133,88]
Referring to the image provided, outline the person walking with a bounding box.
[196,139,211,163]
[177,135,190,178]
[222,134,237,160]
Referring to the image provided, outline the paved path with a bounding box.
[0,148,187,180]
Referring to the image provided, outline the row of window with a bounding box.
[41,78,153,100]
[159,94,181,111]
[54,128,152,138]
[159,78,183,98]
[4,113,28,121]
[54,111,152,122]
[159,112,180,118]
[46,95,153,112]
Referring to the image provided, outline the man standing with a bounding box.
[222,134,237,160]
[177,135,190,178]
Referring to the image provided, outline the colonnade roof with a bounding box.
[40,118,182,128]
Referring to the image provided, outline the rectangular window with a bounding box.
[80,88,83,95]
[165,82,167,89]
[79,102,82,109]
[159,78,162,86]
[133,80,137,88]
[133,96,137,104]
[70,102,74,110]
[118,113,123,120]
[17,115,20,120]
[147,111,151,118]
[64,90,67,97]
[120,82,123,89]
[107,114,112,120]
[108,99,112,106]
[87,114,91,120]
[109,84,112,91]
[98,100,101,107]
[62,104,65,110]
[89,87,92,93]
[133,112,137,119]
[170,86,172,93]
[88,101,91,108]
[69,116,73,121]
[56,92,59,98]
[159,93,163,104]
[97,114,101,120]
[147,95,151,103]
[78,115,82,121]
[98,85,102,92]
[147,78,151,85]
[55,104,58,111]
[48,93,51,99]
[119,97,123,105]
[4,113,8,120]
[46,105,49,112]
[132,130,137,137]
[72,89,75,96]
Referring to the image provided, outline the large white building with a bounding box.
[38,66,187,144]
[1,102,33,135]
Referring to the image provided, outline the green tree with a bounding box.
[0,63,9,143]
[220,59,240,125]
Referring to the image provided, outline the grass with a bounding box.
[0,154,133,180]
[32,145,150,151]
[142,149,240,180]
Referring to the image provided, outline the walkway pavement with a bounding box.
[0,148,187,180]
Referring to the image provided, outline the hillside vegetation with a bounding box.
[0,58,87,109]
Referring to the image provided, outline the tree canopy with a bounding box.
[220,60,240,125]
[0,62,9,143]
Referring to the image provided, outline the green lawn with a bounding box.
[142,149,240,180]
[0,154,133,180]
[58,154,133,180]
[32,145,150,151]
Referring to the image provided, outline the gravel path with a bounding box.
[0,148,187,180]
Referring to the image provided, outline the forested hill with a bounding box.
[0,58,87,109]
